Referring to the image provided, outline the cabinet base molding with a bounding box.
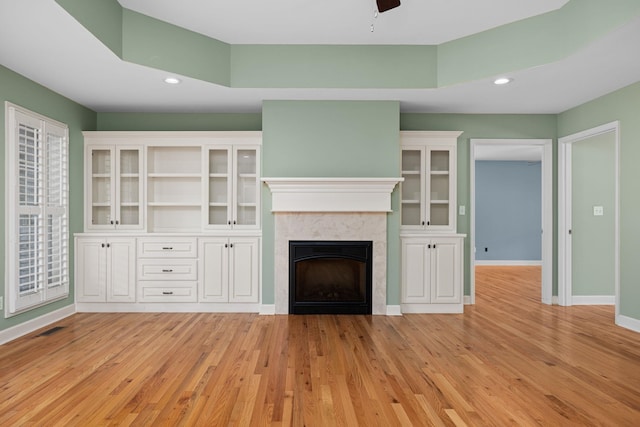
[401,303,463,314]
[75,302,261,313]
[386,305,403,316]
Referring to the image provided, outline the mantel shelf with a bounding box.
[262,177,403,213]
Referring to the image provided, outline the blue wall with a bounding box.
[475,161,541,262]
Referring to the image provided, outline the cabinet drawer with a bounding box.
[137,238,197,258]
[139,282,197,302]
[138,259,197,280]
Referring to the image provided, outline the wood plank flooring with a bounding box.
[1,266,639,426]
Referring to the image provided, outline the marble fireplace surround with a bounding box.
[263,178,402,315]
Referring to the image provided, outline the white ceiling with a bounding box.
[1,0,639,114]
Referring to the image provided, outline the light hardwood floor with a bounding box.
[1,266,639,426]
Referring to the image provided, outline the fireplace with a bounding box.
[289,240,373,314]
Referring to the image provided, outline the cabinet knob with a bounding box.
[115,220,119,225]
[107,243,110,248]
[233,220,237,225]
[101,243,105,248]
[110,220,114,225]
[428,244,431,249]
[224,243,228,248]
[228,220,231,225]
[433,244,436,249]
[422,221,425,226]
[229,243,234,248]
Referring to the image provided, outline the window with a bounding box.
[5,103,69,316]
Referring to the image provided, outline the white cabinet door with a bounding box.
[400,131,461,233]
[106,238,136,302]
[204,145,260,231]
[401,239,430,303]
[199,238,229,302]
[229,238,260,303]
[430,238,462,304]
[85,144,143,231]
[76,237,107,302]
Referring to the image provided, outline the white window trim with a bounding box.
[5,102,69,317]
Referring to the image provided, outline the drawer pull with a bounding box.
[162,247,173,250]
[162,291,174,295]
[162,269,173,273]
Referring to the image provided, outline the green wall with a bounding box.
[401,114,558,296]
[571,132,615,296]
[262,101,401,305]
[0,65,96,332]
[559,81,640,320]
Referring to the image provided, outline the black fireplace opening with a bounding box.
[289,240,373,314]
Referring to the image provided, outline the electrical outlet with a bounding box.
[0,296,3,310]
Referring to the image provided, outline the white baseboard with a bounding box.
[571,295,615,305]
[616,314,640,333]
[464,296,473,305]
[76,302,262,313]
[401,303,463,314]
[386,305,402,316]
[475,260,542,266]
[552,296,559,305]
[0,304,76,345]
[260,305,276,315]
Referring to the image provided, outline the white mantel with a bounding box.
[262,177,403,213]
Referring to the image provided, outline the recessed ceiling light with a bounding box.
[494,77,513,85]
[164,77,181,85]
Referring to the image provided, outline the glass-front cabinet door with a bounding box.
[205,145,260,230]
[86,145,143,231]
[401,148,424,228]
[234,148,258,228]
[116,147,143,229]
[89,147,113,228]
[426,146,454,229]
[400,136,457,232]
[206,146,232,228]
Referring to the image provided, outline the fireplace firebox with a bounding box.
[289,240,373,314]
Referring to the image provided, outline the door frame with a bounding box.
[558,121,620,310]
[470,139,553,305]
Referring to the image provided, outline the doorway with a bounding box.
[558,122,619,310]
[470,139,553,305]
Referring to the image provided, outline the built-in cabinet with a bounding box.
[75,132,262,312]
[400,131,465,313]
[75,236,136,302]
[199,237,260,303]
[401,236,464,312]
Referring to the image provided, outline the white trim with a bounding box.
[558,122,620,311]
[76,302,262,313]
[401,303,463,314]
[0,305,75,345]
[470,139,553,306]
[260,304,276,315]
[262,177,403,213]
[464,296,472,305]
[616,315,640,333]
[571,295,615,305]
[475,260,542,266]
[386,305,402,316]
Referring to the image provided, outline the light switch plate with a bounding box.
[593,206,604,216]
[459,205,465,215]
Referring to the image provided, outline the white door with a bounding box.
[76,238,107,302]
[431,239,461,304]
[200,238,229,302]
[229,238,259,303]
[401,239,430,303]
[107,238,136,302]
